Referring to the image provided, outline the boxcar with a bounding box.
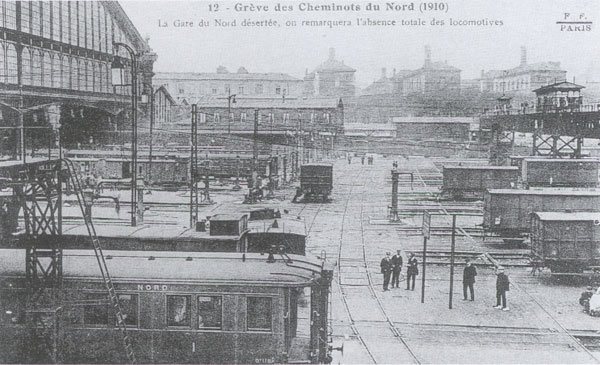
[441,166,519,200]
[522,158,600,188]
[531,212,600,273]
[483,189,600,238]
[0,250,333,364]
[300,163,333,202]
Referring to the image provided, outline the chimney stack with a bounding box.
[520,46,527,66]
[328,47,335,60]
[424,45,432,66]
[381,67,387,79]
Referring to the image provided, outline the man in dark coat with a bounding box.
[580,286,594,313]
[463,259,477,301]
[391,250,403,288]
[380,252,393,291]
[406,253,418,291]
[494,267,510,311]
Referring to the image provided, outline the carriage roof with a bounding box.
[0,249,326,285]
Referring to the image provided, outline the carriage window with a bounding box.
[84,293,109,325]
[247,297,272,331]
[197,296,222,329]
[118,294,138,327]
[167,295,190,327]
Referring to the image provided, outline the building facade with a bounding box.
[154,68,304,103]
[393,46,461,96]
[480,47,567,94]
[304,48,356,97]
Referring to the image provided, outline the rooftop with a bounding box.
[154,71,301,82]
[443,165,519,170]
[533,211,600,221]
[533,81,586,94]
[0,249,325,285]
[488,189,600,196]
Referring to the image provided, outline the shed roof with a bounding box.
[533,212,600,221]
[443,165,519,171]
[533,81,585,94]
[488,189,600,196]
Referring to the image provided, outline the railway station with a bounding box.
[2,1,600,364]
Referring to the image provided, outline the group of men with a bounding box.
[380,251,512,311]
[380,250,419,291]
[579,286,600,316]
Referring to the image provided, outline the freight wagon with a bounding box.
[483,189,600,239]
[441,166,520,200]
[298,163,333,202]
[530,212,600,273]
[522,158,600,188]
[0,249,333,364]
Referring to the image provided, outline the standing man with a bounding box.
[406,253,418,291]
[380,252,393,291]
[391,250,403,288]
[494,267,510,311]
[463,259,477,301]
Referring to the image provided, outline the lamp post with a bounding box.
[227,89,236,134]
[112,42,139,227]
[142,83,155,187]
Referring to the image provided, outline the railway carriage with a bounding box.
[0,250,333,364]
[522,158,600,188]
[483,189,600,239]
[441,165,519,200]
[298,163,333,202]
[530,212,600,273]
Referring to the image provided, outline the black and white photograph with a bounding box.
[1,0,600,363]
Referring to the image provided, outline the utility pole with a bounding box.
[190,105,198,228]
[449,214,457,309]
[146,84,155,187]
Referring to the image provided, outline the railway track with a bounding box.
[333,165,420,364]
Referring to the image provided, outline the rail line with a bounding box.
[333,165,420,364]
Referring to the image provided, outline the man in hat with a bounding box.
[463,259,477,301]
[380,252,393,291]
[494,267,510,311]
[391,249,403,288]
[406,253,418,291]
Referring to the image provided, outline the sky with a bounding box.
[119,0,600,88]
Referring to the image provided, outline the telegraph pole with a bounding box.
[190,105,198,228]
[449,214,457,309]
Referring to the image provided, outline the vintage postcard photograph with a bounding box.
[0,0,600,363]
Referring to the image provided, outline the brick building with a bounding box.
[154,68,304,103]
[304,48,356,97]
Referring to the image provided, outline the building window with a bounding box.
[238,86,244,95]
[197,296,222,329]
[83,293,108,326]
[324,113,331,123]
[283,113,289,124]
[247,297,272,331]
[51,2,60,41]
[224,84,231,94]
[199,113,206,124]
[268,113,273,124]
[275,87,281,95]
[4,1,17,30]
[310,113,315,123]
[21,1,31,33]
[41,1,51,38]
[214,113,220,123]
[211,88,217,95]
[21,49,31,85]
[61,56,69,89]
[0,44,4,84]
[255,84,263,94]
[31,50,42,87]
[42,51,51,87]
[167,295,191,327]
[61,1,69,43]
[6,43,18,84]
[31,1,41,36]
[240,112,247,123]
[118,294,138,327]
